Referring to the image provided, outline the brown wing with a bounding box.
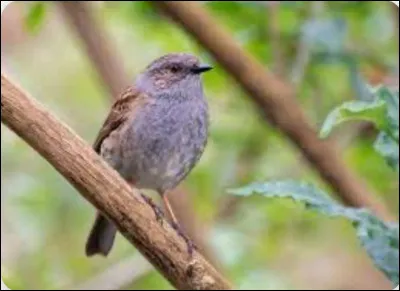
[92,86,144,153]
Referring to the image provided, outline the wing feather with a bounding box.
[92,86,145,153]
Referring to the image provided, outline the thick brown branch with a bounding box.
[152,1,394,221]
[58,1,129,98]
[1,74,232,290]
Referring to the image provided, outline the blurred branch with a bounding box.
[290,40,310,91]
[290,1,324,91]
[1,74,233,290]
[72,254,153,290]
[58,1,217,266]
[58,1,129,98]
[152,1,395,221]
[266,1,284,76]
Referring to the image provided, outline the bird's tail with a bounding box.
[85,213,117,257]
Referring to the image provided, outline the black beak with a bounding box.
[192,64,213,74]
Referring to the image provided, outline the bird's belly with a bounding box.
[124,133,206,193]
[119,104,208,193]
[135,148,194,191]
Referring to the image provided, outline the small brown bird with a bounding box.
[85,53,212,257]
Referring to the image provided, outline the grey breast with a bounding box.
[116,97,208,193]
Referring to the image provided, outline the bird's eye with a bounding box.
[170,65,180,73]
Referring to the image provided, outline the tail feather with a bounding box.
[85,213,117,257]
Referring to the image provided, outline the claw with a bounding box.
[140,193,164,224]
[170,221,197,258]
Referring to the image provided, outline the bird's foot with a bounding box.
[140,193,164,225]
[170,221,197,258]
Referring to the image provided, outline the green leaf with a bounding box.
[24,2,47,34]
[319,85,398,170]
[375,86,399,142]
[355,214,399,287]
[319,99,387,138]
[227,180,335,207]
[228,180,399,286]
[372,87,399,171]
[374,132,399,172]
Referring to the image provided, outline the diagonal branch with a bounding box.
[152,1,394,221]
[1,74,232,290]
[57,1,130,98]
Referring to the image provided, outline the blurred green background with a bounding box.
[1,1,398,290]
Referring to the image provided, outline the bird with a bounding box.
[85,53,212,257]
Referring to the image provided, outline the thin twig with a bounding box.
[290,1,324,91]
[58,1,129,98]
[266,1,284,76]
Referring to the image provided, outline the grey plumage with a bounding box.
[86,53,211,256]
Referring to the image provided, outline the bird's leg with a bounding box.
[162,192,197,257]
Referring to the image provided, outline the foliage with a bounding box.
[24,2,48,35]
[319,99,388,138]
[229,84,399,286]
[321,86,399,171]
[228,180,399,286]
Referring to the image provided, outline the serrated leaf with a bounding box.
[371,87,399,170]
[374,132,399,172]
[24,2,47,34]
[355,213,399,286]
[228,180,333,203]
[228,180,357,219]
[319,100,387,138]
[227,180,399,286]
[375,86,399,142]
